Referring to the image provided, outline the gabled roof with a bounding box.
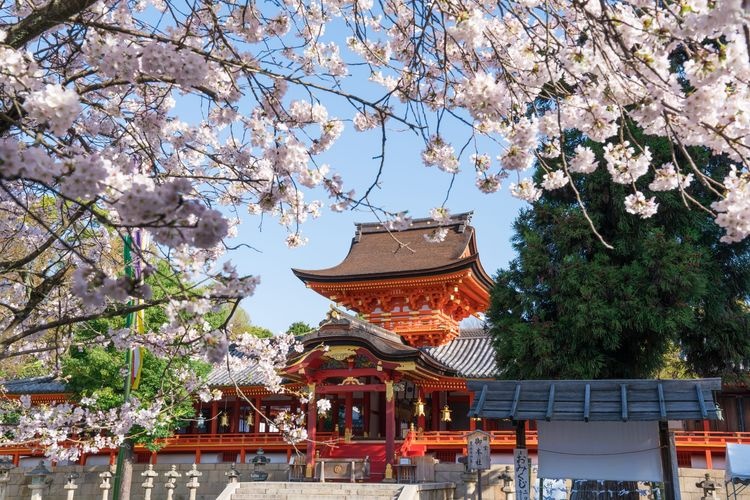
[288,309,457,377]
[423,328,497,378]
[292,212,493,288]
[1,376,67,394]
[468,378,723,422]
[206,358,269,387]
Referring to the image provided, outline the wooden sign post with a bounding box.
[467,430,491,500]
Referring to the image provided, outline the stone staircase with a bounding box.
[226,481,404,500]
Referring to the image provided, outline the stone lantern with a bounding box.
[0,458,15,500]
[250,448,270,481]
[696,473,720,500]
[25,461,51,500]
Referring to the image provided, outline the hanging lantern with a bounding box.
[440,405,452,423]
[196,413,206,430]
[245,411,254,428]
[413,398,425,417]
[220,412,230,428]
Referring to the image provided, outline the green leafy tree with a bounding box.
[287,321,314,336]
[62,260,217,447]
[488,131,750,380]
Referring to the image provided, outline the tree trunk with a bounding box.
[114,440,134,500]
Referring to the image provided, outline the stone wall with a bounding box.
[3,463,291,500]
[2,464,747,500]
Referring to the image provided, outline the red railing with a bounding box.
[673,430,750,448]
[154,432,337,449]
[411,430,750,451]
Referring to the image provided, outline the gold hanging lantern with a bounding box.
[220,412,230,428]
[440,405,452,422]
[245,411,254,428]
[413,398,425,417]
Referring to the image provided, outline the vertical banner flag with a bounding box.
[124,232,146,390]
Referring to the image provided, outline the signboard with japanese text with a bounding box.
[466,430,491,470]
[514,448,531,500]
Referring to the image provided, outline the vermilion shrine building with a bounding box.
[2,213,749,475]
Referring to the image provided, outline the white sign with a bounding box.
[537,421,663,482]
[466,430,491,470]
[514,448,531,500]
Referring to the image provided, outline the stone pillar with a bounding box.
[0,458,14,500]
[64,473,79,500]
[98,469,112,500]
[186,464,202,500]
[25,462,52,500]
[141,464,158,500]
[305,383,317,478]
[164,465,181,500]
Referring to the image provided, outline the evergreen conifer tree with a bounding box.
[488,131,750,380]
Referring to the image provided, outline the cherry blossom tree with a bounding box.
[1,0,749,462]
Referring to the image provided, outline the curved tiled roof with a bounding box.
[205,357,269,387]
[1,376,68,394]
[292,212,493,289]
[422,329,498,379]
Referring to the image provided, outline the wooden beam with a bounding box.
[658,384,667,420]
[695,384,708,419]
[476,385,488,416]
[509,384,522,419]
[316,383,384,394]
[620,384,628,422]
[545,384,556,421]
[583,384,591,422]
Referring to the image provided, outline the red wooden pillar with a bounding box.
[416,387,426,431]
[702,419,713,469]
[239,449,246,464]
[231,398,240,433]
[431,390,440,431]
[306,384,318,474]
[150,451,157,465]
[345,392,353,438]
[253,397,261,433]
[210,400,219,435]
[468,392,476,431]
[363,393,371,437]
[385,381,396,465]
[195,449,202,464]
[79,454,87,466]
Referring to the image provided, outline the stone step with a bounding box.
[231,481,403,500]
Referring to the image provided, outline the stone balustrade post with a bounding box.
[25,461,52,500]
[141,464,158,500]
[185,464,202,500]
[64,473,79,500]
[0,458,14,500]
[164,465,182,500]
[225,463,241,485]
[98,469,113,500]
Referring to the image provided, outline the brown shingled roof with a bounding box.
[292,212,493,287]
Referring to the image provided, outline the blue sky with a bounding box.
[150,8,529,332]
